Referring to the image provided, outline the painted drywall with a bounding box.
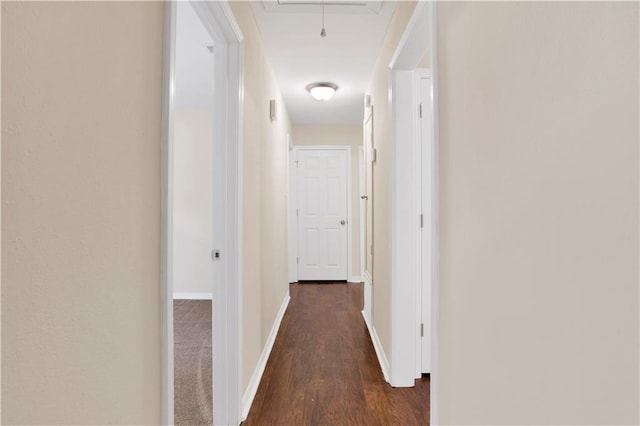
[365,0,417,364]
[2,2,163,424]
[172,108,214,296]
[292,125,363,279]
[228,1,293,395]
[436,2,639,424]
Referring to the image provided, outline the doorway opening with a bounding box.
[171,2,214,424]
[386,2,439,424]
[275,0,437,418]
[161,2,243,425]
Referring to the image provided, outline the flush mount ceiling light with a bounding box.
[306,82,338,101]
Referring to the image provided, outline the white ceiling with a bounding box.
[250,1,396,125]
[175,1,214,109]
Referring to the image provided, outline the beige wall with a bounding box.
[292,125,362,278]
[437,2,639,424]
[229,1,293,394]
[365,0,417,360]
[1,2,163,424]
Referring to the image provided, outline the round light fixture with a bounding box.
[306,82,338,101]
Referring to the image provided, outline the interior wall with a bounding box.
[172,108,214,296]
[365,0,417,361]
[436,2,639,424]
[228,1,293,394]
[1,2,163,424]
[292,125,363,279]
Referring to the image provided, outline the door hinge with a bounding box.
[372,148,377,163]
[420,213,424,228]
[297,257,299,264]
[419,103,423,118]
[370,245,374,255]
[421,323,424,337]
[296,209,299,216]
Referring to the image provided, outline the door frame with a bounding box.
[287,134,298,283]
[161,2,244,425]
[388,1,440,425]
[289,145,353,282]
[358,145,365,280]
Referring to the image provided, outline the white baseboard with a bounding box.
[348,276,364,283]
[361,311,390,383]
[173,292,213,300]
[242,292,291,421]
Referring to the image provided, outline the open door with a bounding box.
[363,106,374,322]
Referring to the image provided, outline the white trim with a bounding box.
[346,145,353,284]
[241,293,291,421]
[413,70,424,379]
[389,1,431,70]
[173,292,213,300]
[160,2,176,424]
[358,146,366,280]
[162,2,244,425]
[292,145,352,282]
[362,311,390,383]
[348,276,363,283]
[287,137,298,283]
[429,2,441,424]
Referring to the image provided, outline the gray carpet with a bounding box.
[174,300,213,426]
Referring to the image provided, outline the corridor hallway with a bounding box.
[242,283,429,425]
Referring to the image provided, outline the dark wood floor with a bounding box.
[242,282,429,425]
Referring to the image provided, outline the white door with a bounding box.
[297,149,348,281]
[364,108,374,282]
[419,76,433,374]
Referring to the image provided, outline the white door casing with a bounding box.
[162,1,244,425]
[296,148,349,281]
[388,1,435,390]
[386,3,440,421]
[287,135,298,283]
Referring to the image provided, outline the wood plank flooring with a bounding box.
[242,282,429,425]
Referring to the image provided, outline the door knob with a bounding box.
[340,220,346,225]
[360,195,368,200]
